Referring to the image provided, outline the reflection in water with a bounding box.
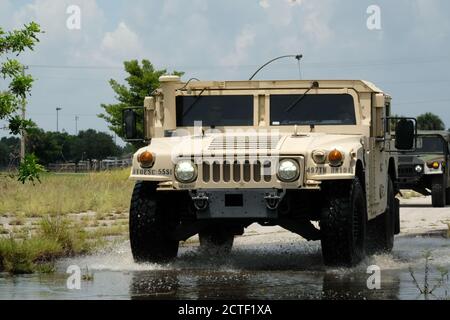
[128,269,402,300]
[322,271,401,300]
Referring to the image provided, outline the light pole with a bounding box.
[75,116,79,135]
[249,54,303,80]
[56,107,62,132]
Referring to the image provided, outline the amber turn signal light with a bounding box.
[328,149,343,167]
[427,161,440,170]
[138,151,154,168]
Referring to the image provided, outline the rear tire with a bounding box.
[445,187,450,206]
[129,181,180,263]
[199,229,234,255]
[320,178,367,267]
[366,177,396,254]
[431,175,445,208]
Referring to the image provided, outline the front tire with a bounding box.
[129,181,180,263]
[366,177,396,254]
[431,175,445,208]
[320,178,367,267]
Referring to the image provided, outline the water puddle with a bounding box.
[0,235,449,300]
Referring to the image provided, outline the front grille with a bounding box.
[202,160,273,183]
[398,156,415,164]
[398,165,419,177]
[209,136,282,151]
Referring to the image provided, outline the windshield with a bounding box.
[176,95,253,127]
[270,94,356,126]
[416,136,447,153]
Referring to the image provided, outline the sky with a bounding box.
[1,0,450,145]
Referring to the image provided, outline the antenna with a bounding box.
[249,54,303,80]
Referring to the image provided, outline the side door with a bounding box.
[368,94,389,219]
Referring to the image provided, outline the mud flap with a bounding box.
[394,198,400,235]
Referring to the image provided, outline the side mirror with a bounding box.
[395,118,416,150]
[123,108,144,141]
[123,109,137,140]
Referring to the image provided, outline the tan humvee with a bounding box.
[123,76,415,266]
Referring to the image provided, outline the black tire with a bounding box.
[129,181,180,263]
[446,187,450,206]
[199,229,234,255]
[394,198,400,235]
[431,175,445,208]
[320,178,367,267]
[366,177,396,254]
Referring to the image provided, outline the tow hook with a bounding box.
[264,192,284,211]
[191,192,209,211]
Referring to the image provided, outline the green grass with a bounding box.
[0,169,133,274]
[0,169,134,217]
[38,215,95,255]
[0,216,103,274]
[0,225,9,235]
[0,237,63,274]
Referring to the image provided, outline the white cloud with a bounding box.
[87,22,144,66]
[301,2,333,45]
[259,0,305,27]
[220,25,256,66]
[259,0,270,9]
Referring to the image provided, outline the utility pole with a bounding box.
[56,107,62,132]
[75,116,79,135]
[20,96,26,161]
[20,66,28,161]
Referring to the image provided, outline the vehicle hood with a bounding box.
[141,132,364,161]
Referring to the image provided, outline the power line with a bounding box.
[395,98,450,106]
[26,55,450,72]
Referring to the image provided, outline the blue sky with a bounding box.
[1,0,450,143]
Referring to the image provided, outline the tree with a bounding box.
[99,59,183,148]
[0,136,20,168]
[0,22,43,182]
[24,128,121,165]
[417,112,445,131]
[70,129,121,162]
[26,128,74,165]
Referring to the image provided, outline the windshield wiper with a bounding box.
[285,81,319,113]
[182,88,207,117]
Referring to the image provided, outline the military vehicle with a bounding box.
[123,76,415,266]
[397,131,450,207]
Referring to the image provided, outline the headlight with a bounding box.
[415,165,423,173]
[277,159,300,182]
[175,160,197,183]
[328,149,344,167]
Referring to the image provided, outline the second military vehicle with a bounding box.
[397,131,450,207]
[123,76,415,266]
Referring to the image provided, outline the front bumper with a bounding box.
[191,189,284,219]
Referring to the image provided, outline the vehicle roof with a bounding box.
[181,79,388,95]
